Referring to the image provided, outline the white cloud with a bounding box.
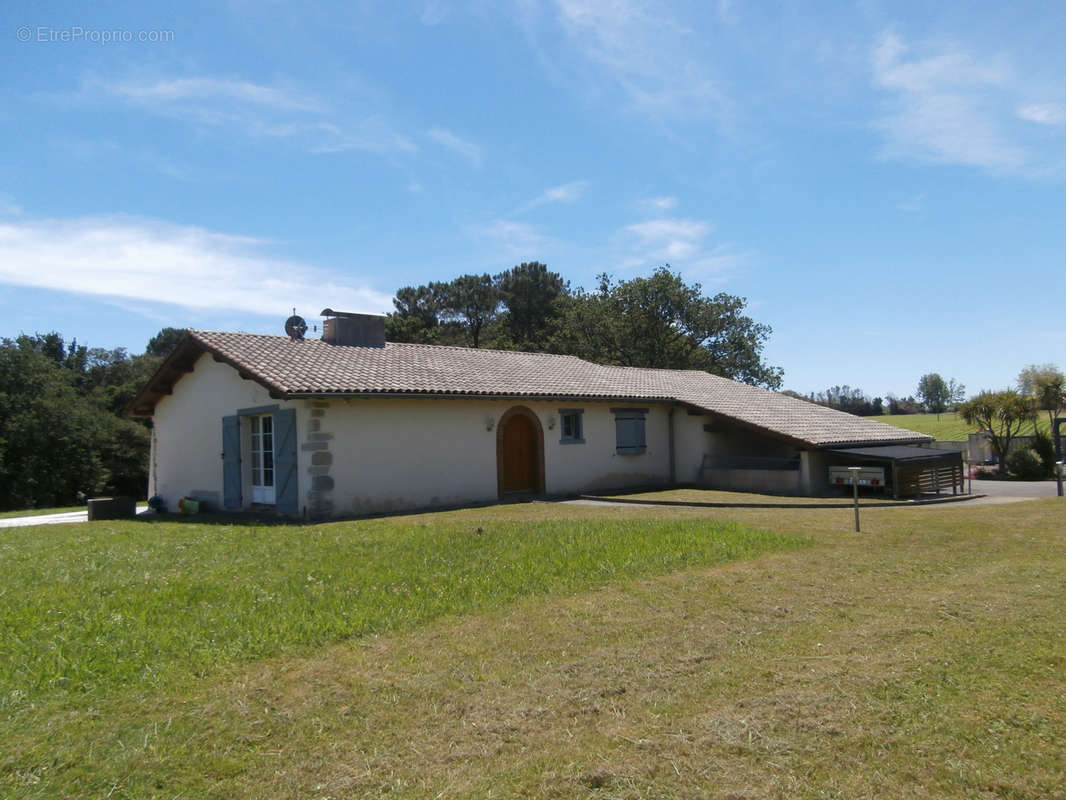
[105,77,321,112]
[897,193,925,213]
[478,219,546,258]
[626,217,712,260]
[0,195,22,217]
[871,33,1025,171]
[518,180,590,213]
[420,0,450,26]
[539,0,725,117]
[0,215,393,318]
[426,127,483,166]
[620,215,744,278]
[82,74,416,155]
[542,180,588,203]
[648,195,678,210]
[1017,103,1066,126]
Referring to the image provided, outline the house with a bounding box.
[128,312,955,517]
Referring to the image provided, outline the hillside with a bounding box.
[873,412,1050,440]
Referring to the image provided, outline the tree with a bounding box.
[145,327,187,358]
[495,262,566,350]
[1017,363,1065,433]
[385,285,441,344]
[433,274,500,348]
[947,378,966,411]
[916,373,950,417]
[0,328,177,509]
[557,267,782,388]
[805,386,883,416]
[384,265,782,386]
[959,390,1034,474]
[0,339,110,508]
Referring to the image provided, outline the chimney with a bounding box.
[320,309,386,348]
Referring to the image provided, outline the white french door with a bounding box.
[249,415,276,504]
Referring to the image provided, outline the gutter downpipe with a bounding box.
[668,404,677,486]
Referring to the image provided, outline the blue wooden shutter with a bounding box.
[222,415,242,509]
[614,410,647,454]
[273,408,299,514]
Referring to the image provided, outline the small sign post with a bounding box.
[1056,418,1065,498]
[848,466,861,532]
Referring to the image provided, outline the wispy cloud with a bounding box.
[647,195,678,210]
[419,0,450,26]
[477,219,547,259]
[621,216,745,277]
[897,193,925,213]
[516,180,590,214]
[521,0,725,119]
[625,217,712,261]
[80,74,416,155]
[0,195,22,217]
[871,33,1024,171]
[1017,103,1066,126]
[0,215,393,318]
[104,77,321,112]
[426,127,483,166]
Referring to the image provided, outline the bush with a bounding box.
[1007,448,1047,480]
[1031,431,1056,476]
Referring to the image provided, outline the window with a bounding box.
[612,408,647,454]
[249,414,276,504]
[559,409,584,444]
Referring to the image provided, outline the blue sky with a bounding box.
[2,1,1064,398]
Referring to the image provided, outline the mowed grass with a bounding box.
[873,411,1051,440]
[2,499,1065,799]
[0,513,800,705]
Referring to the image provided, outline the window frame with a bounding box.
[558,408,585,444]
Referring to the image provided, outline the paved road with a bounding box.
[0,482,1059,527]
[962,478,1061,505]
[0,507,150,529]
[567,480,1062,509]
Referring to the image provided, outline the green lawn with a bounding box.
[2,500,1064,798]
[873,411,1050,440]
[0,512,800,705]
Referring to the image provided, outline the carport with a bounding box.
[824,445,965,499]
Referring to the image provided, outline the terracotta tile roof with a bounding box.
[174,330,930,448]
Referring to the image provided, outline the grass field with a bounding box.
[2,499,1064,798]
[873,411,1051,440]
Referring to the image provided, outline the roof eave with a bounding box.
[124,332,289,417]
[815,435,933,449]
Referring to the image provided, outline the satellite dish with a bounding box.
[285,313,307,340]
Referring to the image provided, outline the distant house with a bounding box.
[128,313,947,517]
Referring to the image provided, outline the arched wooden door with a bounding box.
[496,406,545,498]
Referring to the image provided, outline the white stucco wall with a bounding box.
[150,355,687,516]
[317,397,673,515]
[673,410,712,483]
[151,353,306,511]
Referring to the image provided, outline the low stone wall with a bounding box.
[701,467,801,494]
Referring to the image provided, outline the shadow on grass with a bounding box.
[133,496,519,527]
